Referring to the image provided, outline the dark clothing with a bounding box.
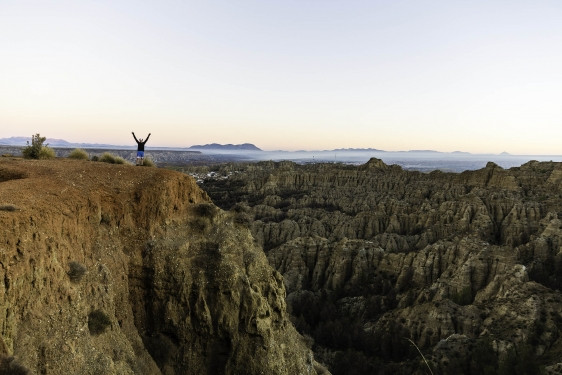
[133,133,150,152]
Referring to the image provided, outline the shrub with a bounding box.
[141,158,155,167]
[68,148,89,160]
[38,146,55,159]
[0,355,30,375]
[88,310,111,335]
[67,261,87,282]
[190,217,208,232]
[0,205,18,212]
[99,152,128,165]
[22,133,54,159]
[99,153,116,163]
[194,203,218,218]
[91,155,99,162]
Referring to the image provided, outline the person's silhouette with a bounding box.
[132,132,151,165]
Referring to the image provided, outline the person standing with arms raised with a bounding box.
[132,132,151,165]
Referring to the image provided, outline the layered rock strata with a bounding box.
[192,159,562,374]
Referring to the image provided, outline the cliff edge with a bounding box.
[0,158,322,374]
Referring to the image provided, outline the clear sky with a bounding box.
[1,1,561,153]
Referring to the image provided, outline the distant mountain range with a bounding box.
[0,137,517,156]
[407,149,441,153]
[331,147,383,152]
[187,143,262,151]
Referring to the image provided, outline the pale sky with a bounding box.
[1,0,561,153]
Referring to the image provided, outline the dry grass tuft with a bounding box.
[68,149,89,160]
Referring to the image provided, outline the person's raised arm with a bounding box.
[144,133,151,143]
[132,132,139,143]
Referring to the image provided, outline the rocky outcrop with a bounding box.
[191,158,562,374]
[0,158,321,374]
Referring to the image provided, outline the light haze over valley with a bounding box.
[3,136,562,172]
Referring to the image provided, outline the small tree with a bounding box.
[22,134,55,159]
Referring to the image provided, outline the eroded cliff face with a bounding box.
[0,158,321,375]
[192,159,562,374]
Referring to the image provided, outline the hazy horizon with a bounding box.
[2,1,561,154]
[4,135,562,159]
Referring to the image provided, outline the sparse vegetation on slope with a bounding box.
[22,133,55,160]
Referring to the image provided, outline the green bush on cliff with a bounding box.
[0,355,30,375]
[231,203,252,226]
[22,133,55,160]
[67,261,86,283]
[194,203,218,218]
[189,204,219,232]
[191,217,208,232]
[88,310,111,335]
